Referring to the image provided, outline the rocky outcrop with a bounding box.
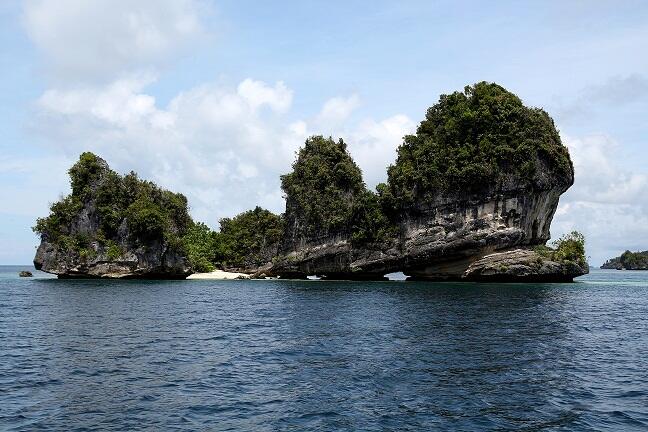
[462,249,589,282]
[271,175,575,280]
[388,167,572,280]
[33,153,192,279]
[34,239,190,279]
[270,83,589,282]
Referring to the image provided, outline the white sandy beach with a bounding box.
[187,269,250,280]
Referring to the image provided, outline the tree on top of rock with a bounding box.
[386,81,574,206]
[280,136,365,239]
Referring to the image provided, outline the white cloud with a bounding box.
[347,115,415,188]
[313,96,415,188]
[38,74,164,127]
[552,133,648,264]
[23,0,207,83]
[32,76,412,230]
[32,77,307,223]
[315,94,361,129]
[560,134,648,207]
[237,79,293,114]
[21,0,416,238]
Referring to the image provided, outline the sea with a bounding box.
[1,265,647,431]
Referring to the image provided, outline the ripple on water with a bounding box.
[0,267,647,431]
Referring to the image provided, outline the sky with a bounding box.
[1,0,647,265]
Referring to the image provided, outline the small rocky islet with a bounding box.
[33,82,589,281]
[601,251,648,270]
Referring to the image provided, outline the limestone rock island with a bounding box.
[601,251,648,270]
[270,82,589,281]
[33,153,192,278]
[33,82,589,281]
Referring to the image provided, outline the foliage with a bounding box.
[105,241,123,260]
[218,206,284,268]
[618,251,648,269]
[281,136,364,235]
[535,231,587,266]
[125,197,167,239]
[34,152,286,272]
[552,231,586,265]
[350,190,398,245]
[68,152,108,199]
[33,195,83,240]
[33,152,193,258]
[386,82,573,206]
[181,222,222,272]
[280,135,398,245]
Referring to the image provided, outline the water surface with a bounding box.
[1,266,647,431]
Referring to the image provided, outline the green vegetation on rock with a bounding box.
[281,136,364,235]
[350,190,397,245]
[280,135,396,246]
[552,231,587,266]
[33,81,583,280]
[534,231,587,267]
[218,206,284,268]
[386,82,572,206]
[33,152,192,259]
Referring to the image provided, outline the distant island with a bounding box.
[33,82,588,282]
[601,251,648,270]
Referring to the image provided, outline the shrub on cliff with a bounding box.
[33,152,192,257]
[552,231,587,266]
[386,82,573,206]
[350,190,397,245]
[217,206,284,268]
[281,136,364,236]
[280,135,396,246]
[535,230,587,267]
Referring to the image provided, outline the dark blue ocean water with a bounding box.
[1,266,647,431]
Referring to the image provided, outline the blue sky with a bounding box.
[1,0,647,265]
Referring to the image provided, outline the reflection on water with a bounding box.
[1,267,647,430]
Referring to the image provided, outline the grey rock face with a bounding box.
[34,240,190,279]
[271,153,588,282]
[463,249,589,282]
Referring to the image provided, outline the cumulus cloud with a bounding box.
[313,96,415,187]
[560,134,648,207]
[347,115,415,188]
[20,0,414,235]
[32,75,413,228]
[23,0,207,83]
[315,94,361,128]
[237,79,293,114]
[552,134,648,264]
[32,77,308,223]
